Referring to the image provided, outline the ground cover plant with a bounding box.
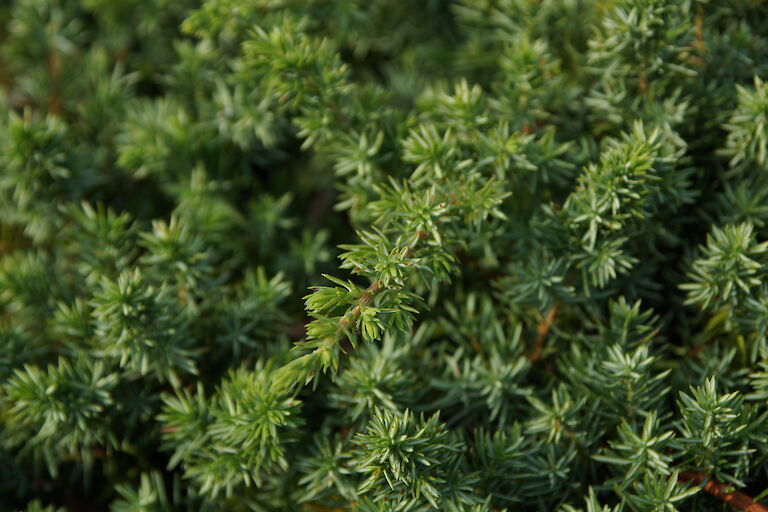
[2,0,768,510]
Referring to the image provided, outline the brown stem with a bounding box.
[335,230,428,352]
[529,303,558,363]
[340,280,382,327]
[638,72,649,96]
[694,5,705,54]
[686,5,707,68]
[47,53,62,116]
[304,503,352,512]
[679,472,768,512]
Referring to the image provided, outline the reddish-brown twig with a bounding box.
[679,472,768,512]
[529,303,558,363]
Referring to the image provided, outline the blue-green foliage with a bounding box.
[2,0,768,511]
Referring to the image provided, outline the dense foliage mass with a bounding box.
[2,0,768,510]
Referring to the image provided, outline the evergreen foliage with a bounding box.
[2,0,768,510]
